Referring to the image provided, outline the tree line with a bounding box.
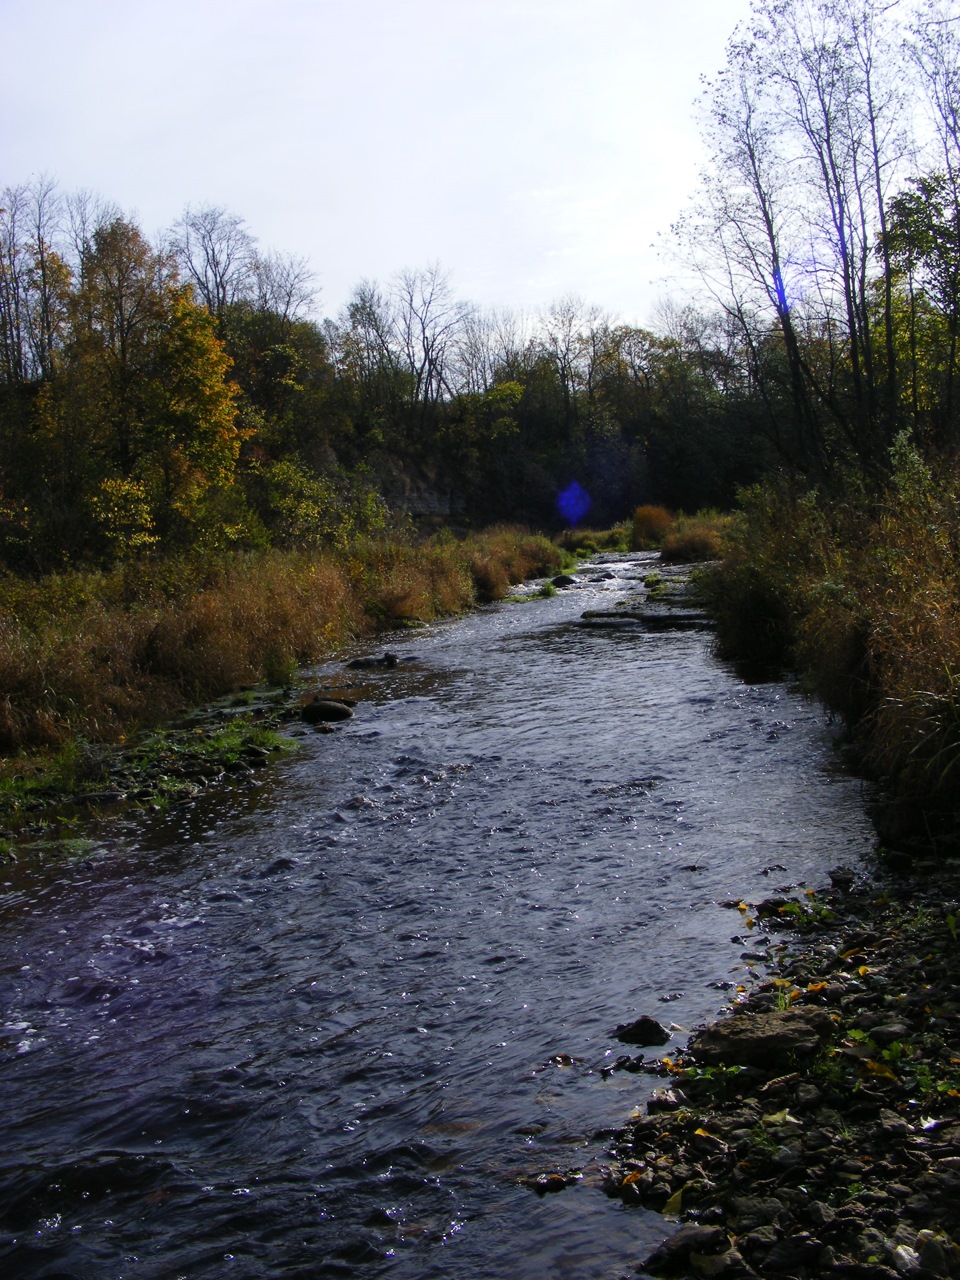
[0,184,757,571]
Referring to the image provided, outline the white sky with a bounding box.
[2,0,753,326]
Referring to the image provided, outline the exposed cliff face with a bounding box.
[371,454,466,523]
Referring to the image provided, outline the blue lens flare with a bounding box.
[557,481,591,525]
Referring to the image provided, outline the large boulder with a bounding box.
[689,1007,833,1069]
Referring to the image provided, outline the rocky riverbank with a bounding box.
[607,869,960,1279]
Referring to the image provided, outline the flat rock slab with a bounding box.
[689,1007,834,1068]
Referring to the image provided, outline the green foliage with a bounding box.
[255,458,388,550]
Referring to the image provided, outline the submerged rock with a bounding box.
[347,652,401,669]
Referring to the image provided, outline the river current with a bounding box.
[0,553,874,1279]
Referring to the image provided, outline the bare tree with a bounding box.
[171,204,255,325]
[0,177,71,384]
[681,0,909,474]
[251,249,317,330]
[0,183,29,384]
[391,264,472,410]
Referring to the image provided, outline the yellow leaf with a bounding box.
[762,1108,800,1125]
[807,981,827,993]
[858,965,871,976]
[865,1059,897,1080]
[622,1170,643,1185]
[663,1188,683,1216]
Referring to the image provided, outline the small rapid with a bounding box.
[0,554,874,1278]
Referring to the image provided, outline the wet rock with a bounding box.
[302,698,354,724]
[740,1223,780,1260]
[642,1223,732,1275]
[829,866,858,890]
[347,651,407,669]
[689,1007,833,1068]
[551,574,578,587]
[519,1171,574,1194]
[613,1015,671,1046]
[756,896,794,918]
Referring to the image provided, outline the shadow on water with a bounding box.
[0,556,875,1278]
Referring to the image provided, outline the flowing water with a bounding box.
[0,554,874,1279]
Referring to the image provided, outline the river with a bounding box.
[0,552,874,1279]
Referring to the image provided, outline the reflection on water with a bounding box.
[0,555,874,1278]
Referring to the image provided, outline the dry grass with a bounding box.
[659,512,733,563]
[631,504,674,548]
[0,528,563,752]
[712,454,960,800]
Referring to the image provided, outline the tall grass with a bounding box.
[709,442,960,800]
[0,527,562,751]
[554,523,631,555]
[659,510,733,563]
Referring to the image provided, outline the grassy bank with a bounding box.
[0,526,563,754]
[708,439,960,816]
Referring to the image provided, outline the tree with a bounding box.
[34,216,240,556]
[886,173,960,447]
[171,204,255,331]
[0,177,71,386]
[682,0,909,479]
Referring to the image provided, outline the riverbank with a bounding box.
[609,868,960,1278]
[706,449,960,835]
[0,526,564,838]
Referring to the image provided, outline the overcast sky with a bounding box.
[3,0,753,325]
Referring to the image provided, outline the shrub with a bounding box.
[660,511,732,563]
[631,504,673,548]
